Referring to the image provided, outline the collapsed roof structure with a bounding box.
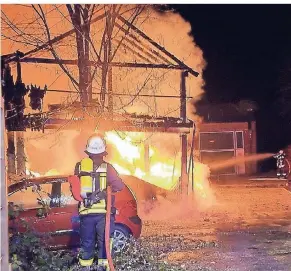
[2,6,199,194]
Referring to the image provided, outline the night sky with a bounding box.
[169,4,291,171]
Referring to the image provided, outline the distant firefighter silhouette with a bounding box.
[273,150,290,179]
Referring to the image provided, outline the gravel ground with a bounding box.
[46,184,291,271]
[138,186,291,271]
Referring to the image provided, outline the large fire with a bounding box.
[105,131,179,190]
[3,4,211,199]
[25,131,212,200]
[105,131,211,197]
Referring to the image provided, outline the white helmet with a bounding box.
[85,135,107,155]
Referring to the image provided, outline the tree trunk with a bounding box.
[7,131,16,175]
[84,6,92,102]
[67,4,92,105]
[101,40,108,110]
[75,5,88,104]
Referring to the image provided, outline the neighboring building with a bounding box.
[196,102,257,175]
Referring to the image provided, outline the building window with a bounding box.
[199,131,236,174]
[200,132,234,150]
[236,131,244,149]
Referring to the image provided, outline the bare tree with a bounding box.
[2,4,200,135]
[2,4,146,109]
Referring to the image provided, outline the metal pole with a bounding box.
[0,96,9,271]
[180,71,189,196]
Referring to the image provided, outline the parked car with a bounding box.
[8,175,142,252]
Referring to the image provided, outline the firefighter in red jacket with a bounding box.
[74,134,124,270]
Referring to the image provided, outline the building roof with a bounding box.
[196,102,256,123]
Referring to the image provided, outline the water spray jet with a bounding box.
[209,153,274,171]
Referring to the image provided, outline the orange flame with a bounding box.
[25,131,212,200]
[105,131,212,198]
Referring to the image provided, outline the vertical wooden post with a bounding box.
[251,121,257,173]
[0,96,10,271]
[108,67,113,113]
[7,131,16,175]
[180,71,188,196]
[16,131,25,176]
[101,40,108,111]
[107,10,113,113]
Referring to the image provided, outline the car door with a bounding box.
[47,180,80,248]
[9,182,55,234]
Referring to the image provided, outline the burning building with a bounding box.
[2,5,214,198]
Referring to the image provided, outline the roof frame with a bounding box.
[4,12,199,77]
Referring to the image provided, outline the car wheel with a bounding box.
[112,224,131,253]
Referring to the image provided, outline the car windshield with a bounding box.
[8,183,52,210]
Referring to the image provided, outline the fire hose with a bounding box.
[105,186,115,271]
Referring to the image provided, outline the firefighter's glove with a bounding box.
[83,198,93,208]
[83,197,94,208]
[91,190,106,203]
[84,191,106,204]
[83,193,93,208]
[97,190,106,200]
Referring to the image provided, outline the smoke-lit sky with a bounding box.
[171,4,291,168]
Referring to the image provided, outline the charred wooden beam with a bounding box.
[114,22,173,65]
[9,110,194,133]
[180,71,189,195]
[114,22,162,64]
[113,39,153,64]
[37,88,193,99]
[4,12,199,79]
[44,118,192,133]
[116,15,199,77]
[18,57,185,70]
